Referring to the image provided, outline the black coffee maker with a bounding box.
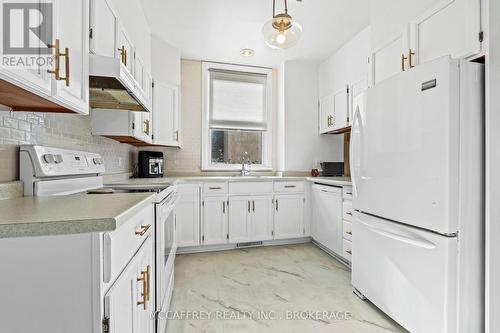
[138,151,164,178]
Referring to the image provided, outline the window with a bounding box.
[202,62,273,171]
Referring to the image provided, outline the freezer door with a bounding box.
[352,212,458,333]
[352,56,467,234]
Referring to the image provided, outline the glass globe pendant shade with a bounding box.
[262,17,302,49]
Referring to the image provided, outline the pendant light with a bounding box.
[262,0,302,49]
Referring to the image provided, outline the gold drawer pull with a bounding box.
[409,49,415,68]
[135,224,151,236]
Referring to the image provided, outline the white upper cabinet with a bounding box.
[152,81,180,147]
[0,0,89,114]
[89,0,117,58]
[51,0,89,113]
[370,0,482,86]
[371,27,410,86]
[117,23,134,75]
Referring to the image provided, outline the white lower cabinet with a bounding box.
[176,184,201,247]
[227,195,273,243]
[202,196,228,245]
[273,194,305,239]
[104,236,154,333]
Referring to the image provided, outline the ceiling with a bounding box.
[140,0,370,68]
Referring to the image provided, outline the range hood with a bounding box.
[89,54,151,112]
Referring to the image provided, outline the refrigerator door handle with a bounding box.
[359,219,437,249]
[350,98,363,198]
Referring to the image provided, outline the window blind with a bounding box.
[209,69,268,131]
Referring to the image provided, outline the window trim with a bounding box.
[202,62,273,171]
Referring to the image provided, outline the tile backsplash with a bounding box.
[0,110,136,182]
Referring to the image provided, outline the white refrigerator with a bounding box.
[350,56,484,333]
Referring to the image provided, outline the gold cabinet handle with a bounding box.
[135,224,151,236]
[401,53,408,72]
[409,49,415,69]
[143,119,150,135]
[222,201,226,214]
[60,47,70,86]
[145,265,151,302]
[175,130,179,142]
[252,200,255,213]
[118,46,126,65]
[275,199,279,211]
[47,39,61,80]
[209,187,222,190]
[137,266,150,310]
[248,201,251,213]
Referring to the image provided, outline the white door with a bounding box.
[319,93,334,134]
[274,194,304,239]
[352,212,458,333]
[312,184,343,255]
[203,196,228,245]
[0,0,52,96]
[332,86,349,130]
[411,0,481,66]
[152,81,179,146]
[352,57,477,234]
[117,23,133,75]
[136,237,154,333]
[176,185,200,247]
[250,195,273,241]
[52,0,89,114]
[371,27,409,85]
[89,0,117,58]
[228,196,250,243]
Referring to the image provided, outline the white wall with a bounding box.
[283,61,343,172]
[151,34,181,86]
[319,26,371,98]
[109,0,151,71]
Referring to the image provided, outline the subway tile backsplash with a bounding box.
[0,110,136,182]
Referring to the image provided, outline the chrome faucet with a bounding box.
[240,152,251,176]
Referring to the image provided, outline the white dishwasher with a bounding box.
[311,184,343,256]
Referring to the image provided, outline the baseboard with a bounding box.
[311,239,351,269]
[177,237,312,254]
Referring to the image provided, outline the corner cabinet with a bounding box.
[0,0,89,114]
[319,86,354,134]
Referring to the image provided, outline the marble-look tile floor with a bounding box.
[165,244,408,333]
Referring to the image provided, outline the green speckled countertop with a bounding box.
[0,192,155,239]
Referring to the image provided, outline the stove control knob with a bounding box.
[54,154,63,164]
[42,154,55,164]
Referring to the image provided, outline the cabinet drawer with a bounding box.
[343,200,353,221]
[343,238,352,262]
[103,204,154,283]
[274,181,305,193]
[343,186,353,200]
[203,182,228,195]
[229,181,273,195]
[343,220,352,241]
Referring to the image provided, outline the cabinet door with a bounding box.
[319,94,334,134]
[131,111,152,144]
[117,23,134,75]
[51,0,89,114]
[411,0,481,66]
[349,78,368,126]
[250,195,273,241]
[274,194,304,240]
[332,87,349,131]
[176,185,200,247]
[90,0,117,58]
[228,196,250,243]
[0,0,52,96]
[134,53,144,92]
[136,237,154,333]
[152,81,180,146]
[202,196,228,245]
[371,27,409,85]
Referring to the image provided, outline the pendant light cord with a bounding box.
[284,0,288,14]
[273,0,288,18]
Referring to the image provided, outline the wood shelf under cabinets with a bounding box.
[0,79,76,113]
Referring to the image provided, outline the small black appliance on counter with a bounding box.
[320,162,344,177]
[138,151,164,178]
